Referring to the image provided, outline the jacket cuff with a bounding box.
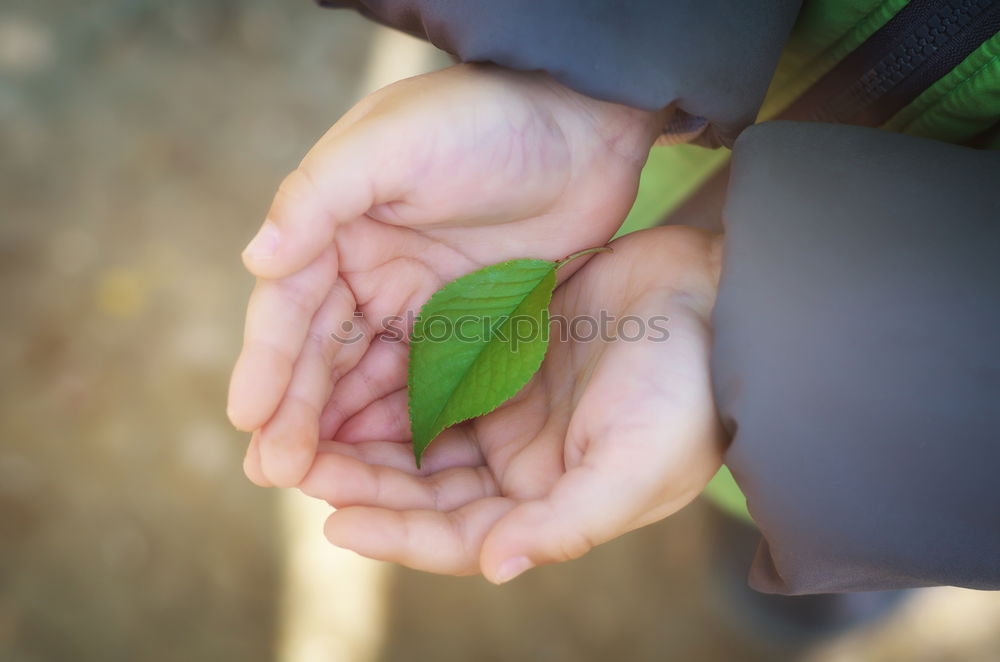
[316,0,801,146]
[713,121,1000,593]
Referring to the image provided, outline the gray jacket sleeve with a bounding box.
[713,121,1000,594]
[317,0,801,145]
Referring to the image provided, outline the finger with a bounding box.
[227,246,340,431]
[315,429,485,475]
[242,432,272,487]
[319,334,409,439]
[300,451,497,511]
[324,498,516,575]
[479,455,652,584]
[258,278,364,487]
[242,127,395,280]
[335,388,410,443]
[480,292,723,584]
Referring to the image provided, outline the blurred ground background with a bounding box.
[1,1,999,661]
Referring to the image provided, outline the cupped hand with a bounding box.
[228,64,669,486]
[297,226,726,583]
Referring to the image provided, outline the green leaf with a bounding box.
[407,259,557,466]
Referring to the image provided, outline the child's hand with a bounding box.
[228,64,668,486]
[296,226,725,582]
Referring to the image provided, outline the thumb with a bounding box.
[479,452,652,584]
[241,125,393,280]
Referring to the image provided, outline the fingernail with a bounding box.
[243,220,280,260]
[495,556,534,584]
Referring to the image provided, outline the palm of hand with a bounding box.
[229,64,666,487]
[295,227,725,582]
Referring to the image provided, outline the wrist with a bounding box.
[531,71,665,163]
[707,231,724,294]
[662,228,724,325]
[459,62,668,162]
[588,103,670,164]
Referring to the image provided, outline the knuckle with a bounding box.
[277,167,317,200]
[556,528,594,562]
[270,167,323,220]
[544,502,593,562]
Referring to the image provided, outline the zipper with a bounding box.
[781,0,1000,127]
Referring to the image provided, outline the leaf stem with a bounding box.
[554,246,613,271]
